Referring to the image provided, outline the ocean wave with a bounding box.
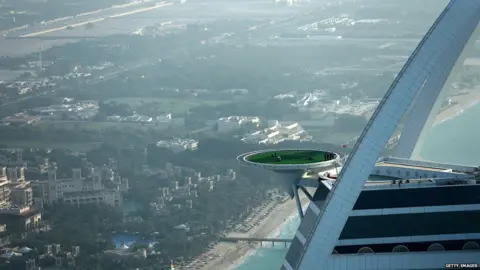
[228,248,259,270]
[268,203,307,239]
[234,204,306,269]
[267,211,298,238]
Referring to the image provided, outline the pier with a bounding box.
[220,237,292,247]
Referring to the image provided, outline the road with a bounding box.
[1,1,303,109]
[0,0,178,57]
[0,0,180,108]
[0,0,422,112]
[0,0,156,35]
[4,1,172,38]
[18,2,173,38]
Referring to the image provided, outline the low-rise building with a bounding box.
[0,180,10,206]
[150,168,236,214]
[0,224,10,248]
[242,122,311,144]
[9,181,33,207]
[30,164,126,208]
[156,139,198,153]
[63,189,122,208]
[4,167,25,182]
[216,116,260,133]
[30,101,99,120]
[107,113,172,124]
[0,207,41,232]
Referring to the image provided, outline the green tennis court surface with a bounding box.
[246,150,335,164]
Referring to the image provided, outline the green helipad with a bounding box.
[246,150,335,165]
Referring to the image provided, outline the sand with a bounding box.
[433,89,480,126]
[184,89,480,270]
[183,192,310,270]
[409,88,480,161]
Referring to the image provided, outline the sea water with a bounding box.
[235,212,301,270]
[236,102,480,270]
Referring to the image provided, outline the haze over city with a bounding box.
[0,0,479,269]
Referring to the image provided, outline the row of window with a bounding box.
[375,168,437,178]
[63,197,120,207]
[64,197,104,202]
[340,211,480,239]
[334,241,480,255]
[353,185,480,210]
[299,206,480,241]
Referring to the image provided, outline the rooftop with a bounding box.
[0,207,39,216]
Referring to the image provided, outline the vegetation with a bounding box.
[246,150,333,164]
[106,97,227,115]
[36,120,170,132]
[0,138,354,264]
[0,3,463,269]
[4,138,333,269]
[0,121,172,149]
[3,204,122,270]
[0,140,99,152]
[26,204,121,252]
[333,114,369,133]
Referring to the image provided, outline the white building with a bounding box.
[292,91,378,118]
[336,96,352,106]
[156,139,198,153]
[156,114,172,122]
[216,116,260,133]
[242,122,311,144]
[29,165,126,208]
[31,101,99,120]
[283,3,480,269]
[63,189,122,208]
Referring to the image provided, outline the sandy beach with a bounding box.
[408,88,480,161]
[184,192,310,270]
[433,88,480,126]
[183,89,480,270]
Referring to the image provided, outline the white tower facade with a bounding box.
[283,1,480,270]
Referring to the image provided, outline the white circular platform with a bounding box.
[237,149,340,172]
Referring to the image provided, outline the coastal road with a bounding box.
[0,0,177,57]
[17,2,173,38]
[1,9,243,109]
[0,0,158,35]
[0,1,362,109]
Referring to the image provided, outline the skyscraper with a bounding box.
[282,1,480,269]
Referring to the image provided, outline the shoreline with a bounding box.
[227,194,310,270]
[432,89,480,127]
[188,90,480,270]
[186,192,309,270]
[413,88,480,161]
